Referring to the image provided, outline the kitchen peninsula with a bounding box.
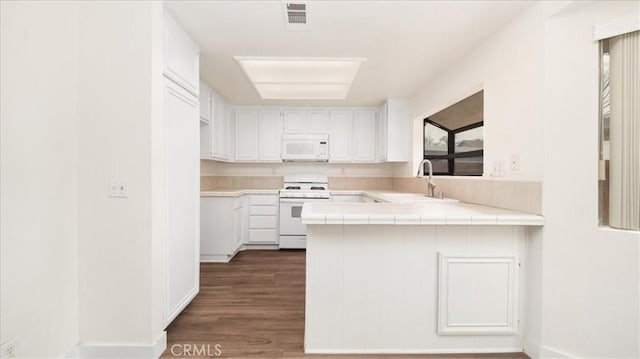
[302,193,544,354]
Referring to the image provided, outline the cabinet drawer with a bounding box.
[249,229,278,244]
[250,206,277,216]
[249,195,278,205]
[249,215,277,229]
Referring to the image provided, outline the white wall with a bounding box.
[0,2,80,357]
[405,2,569,180]
[407,1,640,357]
[541,2,640,358]
[76,1,165,346]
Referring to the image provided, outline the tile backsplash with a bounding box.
[328,177,393,191]
[201,175,542,215]
[201,176,283,190]
[392,177,542,215]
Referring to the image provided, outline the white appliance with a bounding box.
[279,175,330,249]
[281,134,329,162]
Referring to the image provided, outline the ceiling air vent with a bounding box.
[284,2,310,31]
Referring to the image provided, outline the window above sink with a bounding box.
[423,90,484,176]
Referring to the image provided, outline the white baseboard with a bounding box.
[304,347,523,355]
[65,331,167,359]
[200,254,232,263]
[200,244,281,263]
[523,338,541,359]
[241,244,279,250]
[539,345,580,359]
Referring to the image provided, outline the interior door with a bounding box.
[164,78,199,325]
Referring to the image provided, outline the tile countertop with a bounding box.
[303,192,544,226]
[200,189,280,197]
[200,189,544,226]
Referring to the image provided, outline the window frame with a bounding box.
[423,119,484,176]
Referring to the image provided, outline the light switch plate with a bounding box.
[491,161,504,177]
[108,178,128,198]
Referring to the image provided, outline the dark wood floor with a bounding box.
[162,250,529,359]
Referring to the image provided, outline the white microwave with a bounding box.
[281,134,329,162]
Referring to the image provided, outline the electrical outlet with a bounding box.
[510,153,520,172]
[1,338,16,359]
[108,178,128,198]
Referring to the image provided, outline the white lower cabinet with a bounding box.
[201,196,242,262]
[248,195,279,244]
[233,196,248,249]
[200,196,247,262]
[437,252,520,335]
[201,194,278,262]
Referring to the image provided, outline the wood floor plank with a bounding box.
[162,250,529,359]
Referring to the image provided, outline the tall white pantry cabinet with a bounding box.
[163,11,200,326]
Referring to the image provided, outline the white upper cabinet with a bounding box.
[352,110,377,162]
[199,81,212,123]
[199,83,230,161]
[328,110,353,162]
[283,109,329,134]
[283,110,307,133]
[212,104,404,164]
[258,109,283,162]
[163,11,199,96]
[306,110,329,133]
[231,108,283,163]
[211,92,230,160]
[380,99,410,162]
[376,102,388,162]
[234,108,258,161]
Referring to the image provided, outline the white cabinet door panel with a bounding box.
[163,12,199,95]
[437,252,519,335]
[258,109,283,161]
[164,79,199,325]
[328,110,353,162]
[201,197,234,256]
[249,195,279,205]
[283,110,306,133]
[352,110,376,162]
[212,93,229,160]
[249,206,278,215]
[234,109,258,161]
[249,215,277,229]
[199,82,211,122]
[307,110,329,133]
[249,229,278,244]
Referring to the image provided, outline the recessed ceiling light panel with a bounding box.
[235,57,367,100]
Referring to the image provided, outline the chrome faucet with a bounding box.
[416,159,437,198]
